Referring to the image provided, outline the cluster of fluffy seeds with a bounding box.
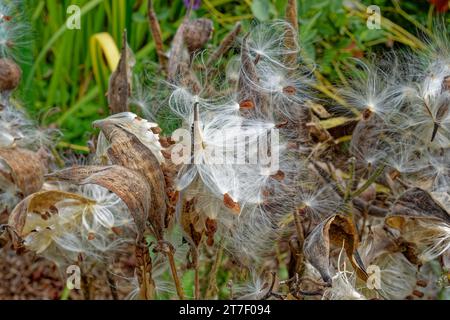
[22,184,137,268]
[162,21,325,266]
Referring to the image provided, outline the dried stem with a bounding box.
[205,241,223,299]
[135,239,156,300]
[106,271,119,300]
[284,0,298,69]
[351,164,385,198]
[148,0,168,74]
[159,241,185,300]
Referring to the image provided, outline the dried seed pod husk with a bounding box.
[388,187,450,226]
[135,238,156,299]
[183,18,213,55]
[206,22,241,67]
[0,58,21,92]
[8,190,96,249]
[108,30,134,114]
[45,165,151,237]
[93,119,167,239]
[0,147,45,198]
[180,197,204,247]
[303,214,367,284]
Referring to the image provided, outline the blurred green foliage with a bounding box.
[18,0,448,148]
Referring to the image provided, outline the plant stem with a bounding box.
[351,165,386,198]
[166,248,185,300]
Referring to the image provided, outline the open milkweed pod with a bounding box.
[303,214,367,284]
[93,112,165,164]
[386,188,450,262]
[45,165,150,238]
[8,190,96,255]
[93,114,167,239]
[0,148,45,214]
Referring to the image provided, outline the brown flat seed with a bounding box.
[88,233,96,241]
[362,108,373,120]
[111,227,123,236]
[223,193,240,214]
[283,86,296,95]
[239,100,254,109]
[151,127,162,134]
[412,290,424,298]
[416,280,427,287]
[271,170,285,181]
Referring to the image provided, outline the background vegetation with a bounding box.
[16,0,449,149]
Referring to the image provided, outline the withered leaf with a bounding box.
[303,214,367,284]
[0,148,45,197]
[46,165,151,237]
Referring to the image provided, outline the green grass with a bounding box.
[17,0,449,148]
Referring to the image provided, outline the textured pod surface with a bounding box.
[46,165,151,237]
[183,18,213,54]
[8,190,95,235]
[0,59,21,92]
[389,187,450,225]
[108,31,134,114]
[93,120,167,239]
[0,148,45,197]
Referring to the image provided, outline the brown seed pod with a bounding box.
[108,31,134,114]
[303,214,367,284]
[93,119,167,239]
[45,165,152,237]
[8,190,96,243]
[389,187,450,225]
[0,58,22,92]
[0,148,45,198]
[183,18,213,55]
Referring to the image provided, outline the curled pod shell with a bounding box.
[183,18,213,55]
[0,148,45,212]
[0,58,22,92]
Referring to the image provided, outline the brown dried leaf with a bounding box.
[303,214,367,284]
[0,148,45,197]
[45,165,151,237]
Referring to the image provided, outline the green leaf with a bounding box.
[251,0,270,21]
